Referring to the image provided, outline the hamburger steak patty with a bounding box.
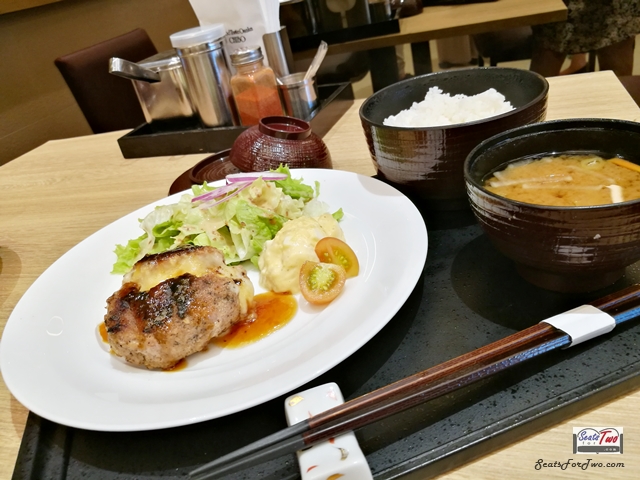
[104,246,253,369]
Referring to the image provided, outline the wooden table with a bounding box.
[293,0,568,90]
[1,71,640,479]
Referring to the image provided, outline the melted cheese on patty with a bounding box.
[124,246,253,315]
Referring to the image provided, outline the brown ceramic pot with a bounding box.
[170,149,241,195]
[360,67,548,210]
[465,118,640,293]
[229,116,332,172]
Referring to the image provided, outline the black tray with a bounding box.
[117,83,354,159]
[12,206,640,479]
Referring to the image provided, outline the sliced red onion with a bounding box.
[197,182,252,209]
[192,182,250,203]
[225,172,288,184]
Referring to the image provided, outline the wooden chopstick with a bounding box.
[190,284,640,480]
[191,324,565,478]
[191,326,570,480]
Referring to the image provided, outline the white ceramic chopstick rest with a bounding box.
[284,383,373,480]
[541,304,615,347]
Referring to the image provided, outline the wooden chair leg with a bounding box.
[587,51,597,72]
[411,41,433,76]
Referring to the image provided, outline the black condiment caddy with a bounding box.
[117,83,354,159]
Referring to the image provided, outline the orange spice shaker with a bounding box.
[229,46,284,126]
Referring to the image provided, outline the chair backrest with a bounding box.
[472,27,533,67]
[55,28,158,134]
[619,76,640,107]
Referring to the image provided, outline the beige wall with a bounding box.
[0,0,199,166]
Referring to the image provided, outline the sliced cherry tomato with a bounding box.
[299,261,346,305]
[315,237,359,278]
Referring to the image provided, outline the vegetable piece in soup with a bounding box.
[484,154,640,206]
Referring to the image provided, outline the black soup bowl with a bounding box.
[465,118,640,293]
[360,67,549,210]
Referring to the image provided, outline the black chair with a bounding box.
[472,26,533,67]
[55,28,158,134]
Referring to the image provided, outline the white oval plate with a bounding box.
[0,169,427,431]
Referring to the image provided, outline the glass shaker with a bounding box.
[230,47,284,126]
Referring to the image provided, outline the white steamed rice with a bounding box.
[383,86,514,127]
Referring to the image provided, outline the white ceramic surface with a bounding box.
[0,169,428,432]
[285,383,373,480]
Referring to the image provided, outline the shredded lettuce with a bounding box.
[111,168,333,274]
[112,234,147,275]
[273,165,315,201]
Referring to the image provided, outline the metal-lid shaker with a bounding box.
[229,46,284,126]
[170,25,239,127]
[229,46,264,65]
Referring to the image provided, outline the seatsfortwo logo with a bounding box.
[533,427,625,471]
[573,427,623,454]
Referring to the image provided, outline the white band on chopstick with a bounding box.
[541,304,616,347]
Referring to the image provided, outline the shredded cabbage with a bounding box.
[112,166,337,274]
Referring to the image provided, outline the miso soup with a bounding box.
[484,153,640,207]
